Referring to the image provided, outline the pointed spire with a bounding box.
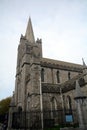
[75,80,84,98]
[82,58,87,73]
[82,58,86,67]
[25,17,35,43]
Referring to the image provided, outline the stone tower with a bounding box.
[15,17,42,111]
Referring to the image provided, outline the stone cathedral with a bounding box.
[8,18,87,129]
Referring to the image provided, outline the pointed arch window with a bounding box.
[41,68,44,82]
[56,70,60,83]
[67,95,72,113]
[51,97,58,118]
[51,97,57,110]
[68,72,71,80]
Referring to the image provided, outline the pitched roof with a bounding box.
[41,58,83,72]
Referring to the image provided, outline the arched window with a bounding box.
[67,95,72,112]
[18,106,22,112]
[51,97,58,118]
[79,78,85,85]
[51,97,57,110]
[68,72,71,80]
[41,68,44,82]
[56,70,60,83]
[63,95,66,110]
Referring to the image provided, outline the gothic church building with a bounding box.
[8,18,87,128]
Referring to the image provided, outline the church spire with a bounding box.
[25,17,35,43]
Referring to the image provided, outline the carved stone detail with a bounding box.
[25,73,30,84]
[26,45,33,54]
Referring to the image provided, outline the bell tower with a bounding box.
[15,17,42,111]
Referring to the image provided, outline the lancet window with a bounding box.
[41,68,44,82]
[68,72,71,80]
[56,70,60,83]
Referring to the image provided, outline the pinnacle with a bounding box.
[82,58,87,74]
[75,80,84,98]
[25,17,35,43]
[82,58,86,67]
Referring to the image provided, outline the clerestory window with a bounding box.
[56,70,60,83]
[68,72,71,80]
[41,68,44,82]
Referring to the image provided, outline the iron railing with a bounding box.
[12,109,78,129]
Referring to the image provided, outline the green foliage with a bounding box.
[44,123,79,130]
[0,97,11,115]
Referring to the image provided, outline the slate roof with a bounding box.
[41,58,83,72]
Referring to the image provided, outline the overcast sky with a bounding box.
[0,0,87,100]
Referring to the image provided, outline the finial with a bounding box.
[25,17,35,43]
